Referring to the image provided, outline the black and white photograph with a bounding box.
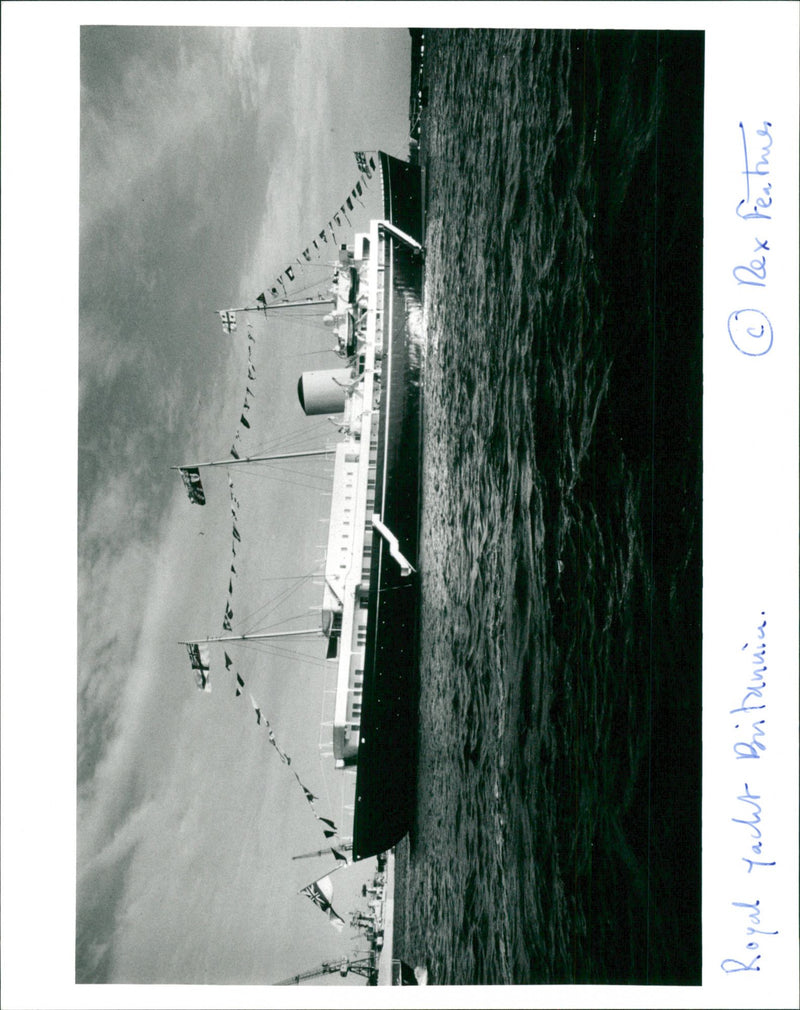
[75,23,704,987]
[2,4,798,1008]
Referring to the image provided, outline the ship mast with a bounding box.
[292,841,353,861]
[179,629,321,646]
[274,956,376,985]
[170,448,331,473]
[216,296,337,316]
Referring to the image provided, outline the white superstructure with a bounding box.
[297,227,386,767]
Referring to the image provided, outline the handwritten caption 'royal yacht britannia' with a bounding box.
[721,614,779,975]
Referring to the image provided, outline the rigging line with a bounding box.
[223,637,323,665]
[240,417,331,450]
[228,601,319,634]
[246,433,331,457]
[231,585,309,630]
[265,308,332,320]
[229,641,327,669]
[240,604,318,637]
[229,471,332,494]
[231,460,333,484]
[240,462,336,482]
[235,574,314,630]
[235,451,334,473]
[232,467,332,488]
[254,574,318,583]
[231,476,332,498]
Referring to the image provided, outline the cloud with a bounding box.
[81,31,216,236]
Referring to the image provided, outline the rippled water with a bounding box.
[394,28,703,985]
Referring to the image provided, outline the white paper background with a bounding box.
[2,3,797,1008]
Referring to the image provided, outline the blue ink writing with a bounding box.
[730,124,774,356]
[727,309,773,356]
[721,900,778,974]
[736,121,773,221]
[733,784,776,873]
[730,616,767,717]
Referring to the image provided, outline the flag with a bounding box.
[186,643,211,692]
[346,196,354,212]
[250,694,262,725]
[334,212,343,228]
[236,673,245,697]
[219,310,237,334]
[232,526,241,542]
[268,728,291,765]
[256,292,267,305]
[230,445,240,460]
[299,875,346,931]
[330,847,349,864]
[355,181,363,197]
[369,155,376,173]
[285,266,295,282]
[354,151,369,174]
[193,669,211,692]
[318,230,328,244]
[186,642,210,671]
[302,249,311,262]
[240,413,250,429]
[318,816,337,830]
[224,652,233,669]
[179,467,206,506]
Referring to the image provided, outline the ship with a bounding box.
[176,151,426,862]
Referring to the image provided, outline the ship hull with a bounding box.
[352,153,425,860]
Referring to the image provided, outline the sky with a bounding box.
[74,22,412,986]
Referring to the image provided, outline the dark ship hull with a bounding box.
[352,153,425,860]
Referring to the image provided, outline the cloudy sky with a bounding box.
[8,17,411,991]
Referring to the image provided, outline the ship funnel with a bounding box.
[297,368,351,415]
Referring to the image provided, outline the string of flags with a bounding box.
[177,322,257,507]
[184,635,347,862]
[221,324,256,637]
[257,154,376,310]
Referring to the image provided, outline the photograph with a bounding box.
[76,24,702,987]
[1,5,797,1009]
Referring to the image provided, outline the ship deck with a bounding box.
[376,850,396,985]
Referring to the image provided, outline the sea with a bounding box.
[393,28,704,985]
